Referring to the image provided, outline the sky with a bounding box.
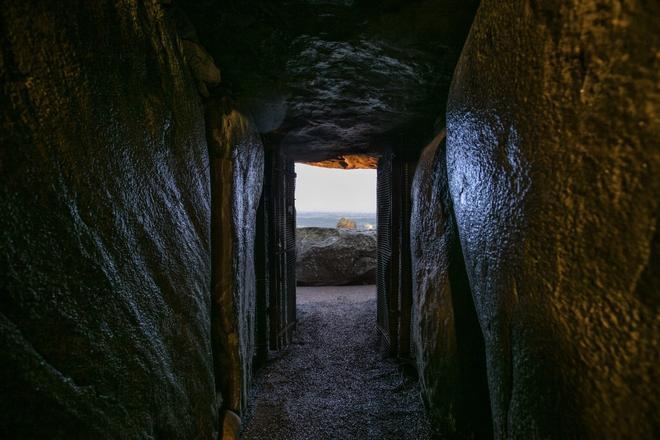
[295,163,376,213]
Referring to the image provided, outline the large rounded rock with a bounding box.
[447,1,659,438]
[296,228,376,286]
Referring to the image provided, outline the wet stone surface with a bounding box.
[242,286,433,439]
[177,0,480,161]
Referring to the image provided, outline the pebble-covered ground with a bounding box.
[242,285,434,440]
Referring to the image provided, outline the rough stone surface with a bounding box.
[178,0,480,161]
[306,154,378,170]
[242,286,433,440]
[207,99,265,415]
[0,1,216,438]
[182,40,221,84]
[222,410,241,440]
[410,132,491,438]
[447,1,660,438]
[296,227,376,286]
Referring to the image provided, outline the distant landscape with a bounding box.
[297,211,377,230]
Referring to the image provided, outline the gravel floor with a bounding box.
[242,285,434,440]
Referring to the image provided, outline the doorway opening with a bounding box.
[293,161,379,375]
[295,162,377,290]
[245,155,431,439]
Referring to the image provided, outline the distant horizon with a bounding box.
[297,210,376,229]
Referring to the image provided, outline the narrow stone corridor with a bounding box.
[2,1,658,437]
[242,286,433,440]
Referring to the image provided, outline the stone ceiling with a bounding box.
[178,0,479,161]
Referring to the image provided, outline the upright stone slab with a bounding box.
[447,1,660,437]
[410,132,491,438]
[0,1,215,437]
[207,99,264,416]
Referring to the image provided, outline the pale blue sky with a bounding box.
[295,163,376,213]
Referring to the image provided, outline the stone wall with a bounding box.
[207,100,264,417]
[410,131,491,438]
[447,1,659,438]
[0,1,215,437]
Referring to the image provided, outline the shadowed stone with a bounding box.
[177,0,480,161]
[207,99,265,416]
[411,131,491,438]
[0,1,216,436]
[222,410,241,440]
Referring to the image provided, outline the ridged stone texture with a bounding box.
[207,100,265,416]
[0,1,215,437]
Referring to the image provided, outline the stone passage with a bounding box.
[242,286,432,439]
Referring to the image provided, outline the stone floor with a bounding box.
[242,285,433,440]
